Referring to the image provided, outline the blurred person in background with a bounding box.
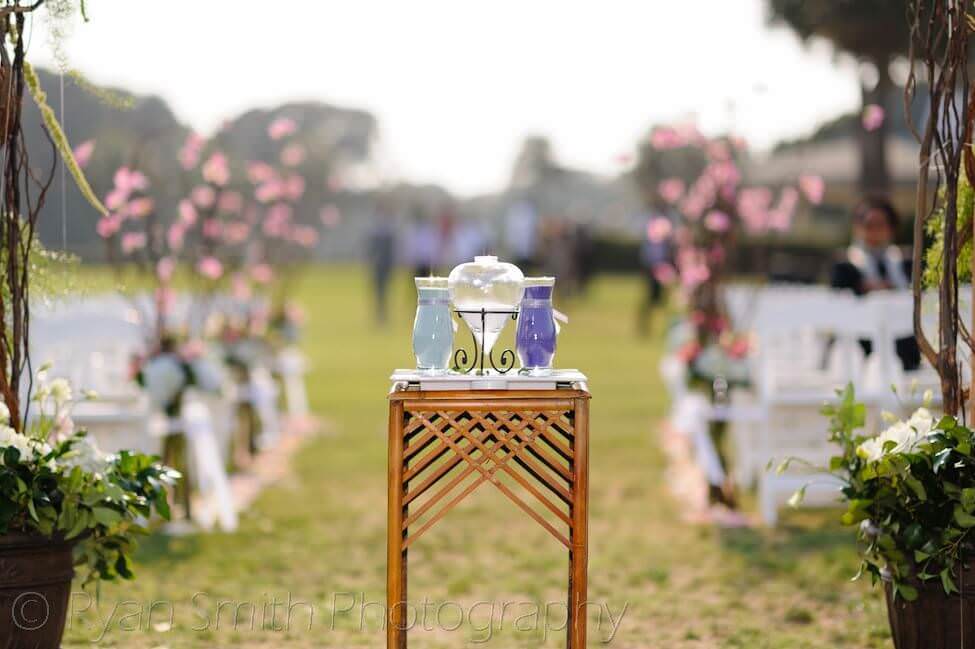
[539,216,577,295]
[573,221,595,295]
[366,197,398,325]
[830,196,920,370]
[450,214,492,266]
[436,202,457,269]
[403,207,439,279]
[637,208,674,336]
[503,197,539,272]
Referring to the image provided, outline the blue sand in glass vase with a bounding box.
[413,278,453,372]
[515,278,557,372]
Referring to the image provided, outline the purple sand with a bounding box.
[516,284,557,368]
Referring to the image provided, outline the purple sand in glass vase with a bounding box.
[516,278,557,373]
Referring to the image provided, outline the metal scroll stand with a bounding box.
[452,307,519,375]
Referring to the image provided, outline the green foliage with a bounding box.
[0,428,178,585]
[806,385,975,600]
[924,169,975,287]
[23,60,109,217]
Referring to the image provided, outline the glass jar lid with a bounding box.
[415,276,448,289]
[523,276,555,287]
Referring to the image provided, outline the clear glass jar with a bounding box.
[412,277,453,372]
[448,256,524,357]
[516,277,557,373]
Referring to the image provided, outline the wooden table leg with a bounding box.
[568,397,590,649]
[387,401,408,649]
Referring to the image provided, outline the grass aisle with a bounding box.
[64,268,891,648]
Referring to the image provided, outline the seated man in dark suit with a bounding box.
[830,196,920,371]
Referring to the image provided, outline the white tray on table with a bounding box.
[390,369,588,392]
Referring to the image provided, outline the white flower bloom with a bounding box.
[908,407,935,437]
[62,436,109,477]
[882,421,922,455]
[857,436,886,463]
[0,425,49,464]
[48,378,72,406]
[0,425,33,459]
[857,411,933,464]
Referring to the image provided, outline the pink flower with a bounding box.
[798,174,825,205]
[658,178,685,205]
[191,185,216,209]
[862,104,885,132]
[114,167,148,193]
[197,256,224,280]
[121,231,147,254]
[202,152,231,187]
[707,140,731,162]
[73,140,95,169]
[280,143,306,167]
[218,190,243,214]
[290,225,319,248]
[646,217,672,243]
[652,263,677,285]
[222,220,250,244]
[202,218,223,239]
[167,223,185,251]
[320,204,342,227]
[268,117,298,141]
[285,175,306,202]
[105,187,130,211]
[179,133,205,170]
[156,257,176,282]
[255,179,284,203]
[179,199,198,226]
[247,161,276,184]
[263,203,292,237]
[681,260,711,290]
[737,187,774,233]
[250,263,274,284]
[768,187,799,232]
[704,210,731,233]
[127,197,155,219]
[706,160,741,189]
[96,215,121,238]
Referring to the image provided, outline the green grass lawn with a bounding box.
[61,267,893,648]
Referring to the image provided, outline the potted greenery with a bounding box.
[800,386,975,648]
[0,371,178,648]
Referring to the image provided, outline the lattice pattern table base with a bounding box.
[387,388,591,648]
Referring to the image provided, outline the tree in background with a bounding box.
[768,0,909,194]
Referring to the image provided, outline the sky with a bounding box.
[28,0,861,196]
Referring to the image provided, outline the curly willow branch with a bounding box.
[907,0,971,417]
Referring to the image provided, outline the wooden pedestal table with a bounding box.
[386,373,590,648]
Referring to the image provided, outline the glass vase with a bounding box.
[516,277,557,374]
[413,277,453,373]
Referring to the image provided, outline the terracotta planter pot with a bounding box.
[0,534,74,649]
[885,563,975,649]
